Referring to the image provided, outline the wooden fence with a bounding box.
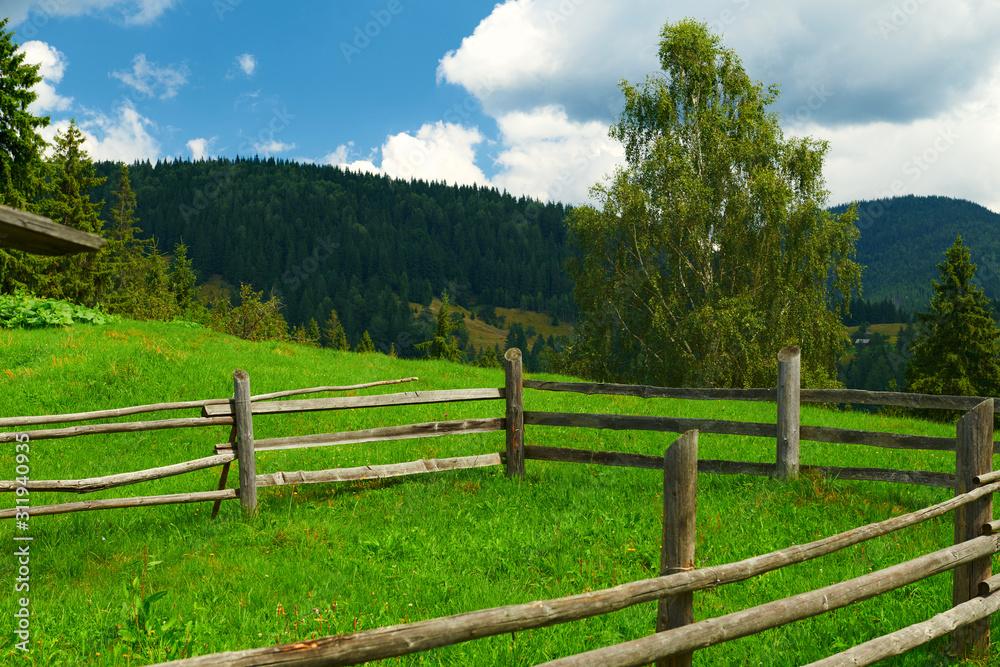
[2,345,1000,664]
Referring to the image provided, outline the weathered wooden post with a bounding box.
[504,348,525,477]
[952,398,994,658]
[657,429,698,667]
[232,369,258,517]
[776,346,801,480]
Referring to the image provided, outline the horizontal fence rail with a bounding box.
[0,416,234,443]
[524,379,998,412]
[202,387,504,417]
[213,418,504,454]
[520,446,957,489]
[0,378,419,429]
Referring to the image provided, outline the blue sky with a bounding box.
[6,0,1000,212]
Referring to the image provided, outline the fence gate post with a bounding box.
[953,398,994,658]
[776,346,801,480]
[233,369,258,517]
[504,348,525,478]
[657,429,698,667]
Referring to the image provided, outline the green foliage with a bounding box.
[0,17,49,211]
[0,291,118,327]
[567,19,860,389]
[212,283,288,342]
[415,292,462,362]
[322,308,349,350]
[355,330,376,353]
[30,120,108,306]
[169,241,198,313]
[905,236,1000,401]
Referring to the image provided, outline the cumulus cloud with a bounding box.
[17,40,74,113]
[438,0,1000,130]
[228,53,257,79]
[326,123,489,187]
[40,100,160,163]
[9,0,177,31]
[186,137,217,161]
[492,106,623,203]
[247,139,295,156]
[111,53,188,99]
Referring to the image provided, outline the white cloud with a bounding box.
[186,137,217,161]
[237,53,256,77]
[39,101,160,163]
[110,53,188,99]
[17,40,74,113]
[249,139,295,156]
[9,0,177,31]
[326,123,489,187]
[492,106,624,203]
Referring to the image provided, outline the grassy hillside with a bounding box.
[0,319,985,666]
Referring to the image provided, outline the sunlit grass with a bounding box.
[0,319,987,666]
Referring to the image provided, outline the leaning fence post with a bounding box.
[504,348,525,477]
[656,429,698,667]
[776,346,801,480]
[232,369,258,517]
[952,398,994,658]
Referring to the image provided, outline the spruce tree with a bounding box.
[322,309,349,350]
[355,330,376,353]
[415,292,462,362]
[169,241,198,313]
[103,163,150,312]
[905,236,1000,399]
[38,120,106,305]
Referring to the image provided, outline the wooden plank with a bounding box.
[657,431,697,667]
[143,481,1000,667]
[800,425,955,451]
[522,447,953,488]
[975,469,1000,485]
[802,589,1000,667]
[800,388,995,411]
[537,535,1000,667]
[952,398,994,658]
[776,346,800,479]
[0,416,234,442]
[0,489,238,519]
[0,453,234,493]
[0,203,106,255]
[523,411,776,438]
[0,378,420,429]
[215,419,504,453]
[799,465,955,489]
[254,454,502,488]
[202,388,504,417]
[524,446,663,470]
[233,370,258,517]
[522,380,776,402]
[248,377,419,402]
[504,348,525,477]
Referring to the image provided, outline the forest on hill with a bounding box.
[830,195,1000,311]
[90,158,576,354]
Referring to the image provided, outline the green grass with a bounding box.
[0,320,986,666]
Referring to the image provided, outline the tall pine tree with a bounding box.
[905,236,1000,400]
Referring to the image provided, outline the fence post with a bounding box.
[656,429,698,667]
[233,369,258,517]
[504,348,525,478]
[776,346,801,480]
[952,398,994,658]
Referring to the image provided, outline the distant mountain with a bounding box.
[829,195,1000,312]
[92,158,576,355]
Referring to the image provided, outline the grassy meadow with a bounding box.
[0,319,989,666]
